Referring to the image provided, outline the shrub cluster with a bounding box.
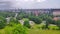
[29,16,42,24]
[4,24,28,34]
[24,20,31,28]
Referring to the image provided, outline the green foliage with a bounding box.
[56,20,60,29]
[46,17,54,24]
[0,16,6,29]
[48,25,59,30]
[4,26,13,34]
[23,18,29,21]
[0,12,15,18]
[9,18,20,26]
[12,24,28,34]
[24,20,31,28]
[39,14,49,20]
[32,23,46,29]
[29,16,42,24]
[45,17,54,29]
[17,13,29,20]
[4,24,28,34]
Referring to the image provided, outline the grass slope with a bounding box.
[28,29,60,34]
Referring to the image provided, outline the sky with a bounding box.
[0,0,60,9]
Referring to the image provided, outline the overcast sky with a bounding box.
[0,0,60,9]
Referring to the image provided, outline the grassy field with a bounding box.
[28,29,60,34]
[0,29,60,34]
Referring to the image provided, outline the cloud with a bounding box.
[36,0,46,2]
[0,0,60,9]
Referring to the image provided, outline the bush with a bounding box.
[4,24,28,34]
[12,24,28,34]
[0,17,6,29]
[32,23,46,29]
[23,18,29,21]
[9,18,20,26]
[24,20,31,28]
[29,16,42,24]
[4,26,13,34]
[48,24,59,30]
[56,20,60,29]
[45,17,53,29]
[17,13,29,20]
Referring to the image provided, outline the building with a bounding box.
[52,9,60,16]
[18,9,50,16]
[52,9,60,20]
[0,9,60,16]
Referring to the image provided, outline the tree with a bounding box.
[56,20,60,29]
[17,13,29,20]
[45,16,53,29]
[24,20,31,28]
[9,18,20,26]
[0,16,6,29]
[45,16,57,29]
[29,16,42,24]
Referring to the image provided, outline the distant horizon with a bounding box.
[0,8,60,11]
